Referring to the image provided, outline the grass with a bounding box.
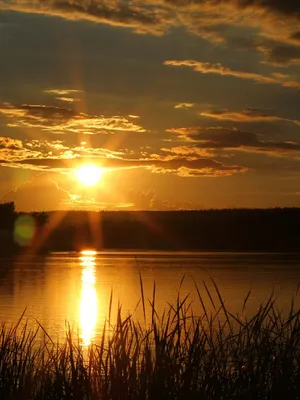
[1,277,300,399]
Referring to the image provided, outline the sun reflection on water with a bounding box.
[79,251,98,346]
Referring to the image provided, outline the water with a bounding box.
[1,251,300,344]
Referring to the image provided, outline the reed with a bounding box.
[1,278,300,399]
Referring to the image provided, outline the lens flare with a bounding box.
[14,215,36,246]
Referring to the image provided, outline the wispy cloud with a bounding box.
[174,103,195,109]
[45,89,82,96]
[55,97,81,103]
[1,174,73,211]
[200,108,300,126]
[164,60,300,89]
[2,174,204,211]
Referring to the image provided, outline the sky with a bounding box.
[1,0,300,211]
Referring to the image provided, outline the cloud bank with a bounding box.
[0,104,146,134]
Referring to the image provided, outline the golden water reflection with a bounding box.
[79,251,98,346]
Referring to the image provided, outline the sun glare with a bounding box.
[81,250,97,256]
[76,165,103,187]
[79,252,98,346]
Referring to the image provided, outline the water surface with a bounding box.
[1,252,300,343]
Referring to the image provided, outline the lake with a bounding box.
[1,251,300,344]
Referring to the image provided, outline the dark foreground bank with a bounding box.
[1,281,300,399]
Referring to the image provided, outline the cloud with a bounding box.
[161,0,300,51]
[2,0,300,71]
[4,1,299,26]
[2,174,72,211]
[0,0,170,35]
[55,97,81,103]
[0,137,46,162]
[147,157,246,177]
[158,0,300,17]
[263,44,300,65]
[164,59,300,89]
[45,89,82,103]
[200,108,300,126]
[174,103,195,109]
[122,189,155,210]
[1,173,203,211]
[161,146,216,158]
[174,5,300,65]
[0,134,246,177]
[168,126,300,156]
[45,89,82,96]
[0,136,125,164]
[0,152,246,177]
[291,31,300,42]
[0,137,23,150]
[0,104,146,134]
[125,189,203,210]
[3,0,300,60]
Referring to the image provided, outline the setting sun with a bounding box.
[76,165,103,187]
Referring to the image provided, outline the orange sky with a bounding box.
[1,1,300,210]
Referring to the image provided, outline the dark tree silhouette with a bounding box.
[1,206,300,253]
[45,208,300,253]
[0,202,16,254]
[0,202,16,230]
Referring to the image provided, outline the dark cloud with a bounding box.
[169,127,300,155]
[233,0,300,17]
[3,0,300,22]
[2,0,299,36]
[162,0,300,17]
[0,0,170,34]
[2,0,300,71]
[224,34,300,64]
[291,31,300,41]
[266,44,300,65]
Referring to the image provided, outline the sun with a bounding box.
[76,165,103,187]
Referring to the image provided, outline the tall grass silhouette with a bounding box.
[1,277,300,399]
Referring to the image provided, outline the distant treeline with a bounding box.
[1,203,300,253]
